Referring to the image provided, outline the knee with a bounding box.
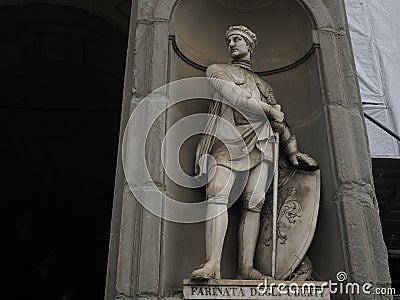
[206,179,230,198]
[243,190,265,213]
[206,179,230,205]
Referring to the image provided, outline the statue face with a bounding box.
[227,34,250,60]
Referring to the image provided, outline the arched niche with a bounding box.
[158,0,342,293]
[167,0,329,134]
[171,0,314,72]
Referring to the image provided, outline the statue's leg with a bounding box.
[237,160,273,280]
[191,165,236,280]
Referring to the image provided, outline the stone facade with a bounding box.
[105,1,392,299]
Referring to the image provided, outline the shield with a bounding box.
[255,169,320,280]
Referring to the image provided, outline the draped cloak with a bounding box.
[195,62,278,175]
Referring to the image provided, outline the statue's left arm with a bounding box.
[276,123,319,170]
[259,79,319,170]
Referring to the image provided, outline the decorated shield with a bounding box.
[255,169,320,280]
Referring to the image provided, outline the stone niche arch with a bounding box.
[110,0,390,298]
[162,0,340,289]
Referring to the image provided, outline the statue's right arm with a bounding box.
[206,64,284,122]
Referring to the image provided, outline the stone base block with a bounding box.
[183,279,330,299]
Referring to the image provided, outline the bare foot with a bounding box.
[191,261,220,280]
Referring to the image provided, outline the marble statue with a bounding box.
[191,25,320,281]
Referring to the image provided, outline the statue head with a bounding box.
[226,25,257,60]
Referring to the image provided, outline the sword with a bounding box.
[271,107,281,279]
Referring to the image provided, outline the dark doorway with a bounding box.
[0,4,128,299]
[373,158,400,295]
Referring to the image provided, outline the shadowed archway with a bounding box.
[0,3,128,299]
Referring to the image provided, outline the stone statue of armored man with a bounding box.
[192,25,321,281]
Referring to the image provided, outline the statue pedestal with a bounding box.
[183,279,330,299]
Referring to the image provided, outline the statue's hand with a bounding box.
[289,152,319,171]
[271,121,286,134]
[267,107,284,122]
